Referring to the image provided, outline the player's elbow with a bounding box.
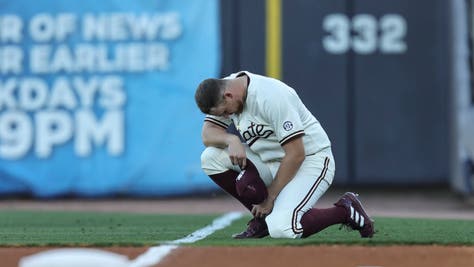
[201,129,214,147]
[201,133,213,147]
[293,152,306,165]
[297,152,306,163]
[282,137,306,164]
[286,146,306,164]
[202,138,212,147]
[201,134,225,148]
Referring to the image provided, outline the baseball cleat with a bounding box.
[334,192,375,238]
[232,217,269,239]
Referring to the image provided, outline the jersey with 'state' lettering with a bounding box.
[205,71,331,162]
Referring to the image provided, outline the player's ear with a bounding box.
[223,91,233,99]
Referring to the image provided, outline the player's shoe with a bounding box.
[232,217,269,239]
[334,192,375,238]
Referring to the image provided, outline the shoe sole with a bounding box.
[232,230,269,239]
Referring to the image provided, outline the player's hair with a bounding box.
[195,78,227,114]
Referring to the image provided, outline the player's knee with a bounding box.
[265,213,300,239]
[200,147,228,175]
[200,147,221,163]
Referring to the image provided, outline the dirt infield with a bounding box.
[1,188,474,266]
[3,245,474,267]
[162,246,474,267]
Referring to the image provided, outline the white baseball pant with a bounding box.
[201,145,335,238]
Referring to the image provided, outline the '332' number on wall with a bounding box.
[323,14,407,54]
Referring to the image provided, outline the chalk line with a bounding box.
[128,211,243,267]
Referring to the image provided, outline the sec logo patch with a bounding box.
[283,121,293,131]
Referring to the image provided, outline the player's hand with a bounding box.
[251,197,275,218]
[227,136,247,169]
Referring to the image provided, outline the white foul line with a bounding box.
[128,211,243,267]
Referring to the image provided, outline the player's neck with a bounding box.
[237,76,248,103]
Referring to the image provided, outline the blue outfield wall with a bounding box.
[0,0,219,197]
[220,0,452,186]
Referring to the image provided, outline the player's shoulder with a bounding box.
[251,74,294,99]
[223,70,252,80]
[223,70,273,81]
[225,71,293,100]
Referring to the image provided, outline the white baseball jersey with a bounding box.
[205,71,331,162]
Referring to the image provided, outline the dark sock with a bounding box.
[300,206,347,238]
[209,170,253,210]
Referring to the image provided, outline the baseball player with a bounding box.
[195,71,374,238]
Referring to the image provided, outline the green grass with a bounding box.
[0,210,219,246]
[0,210,473,247]
[198,216,474,246]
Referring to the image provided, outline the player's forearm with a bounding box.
[203,132,240,148]
[267,137,306,201]
[202,123,240,148]
[267,153,305,201]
